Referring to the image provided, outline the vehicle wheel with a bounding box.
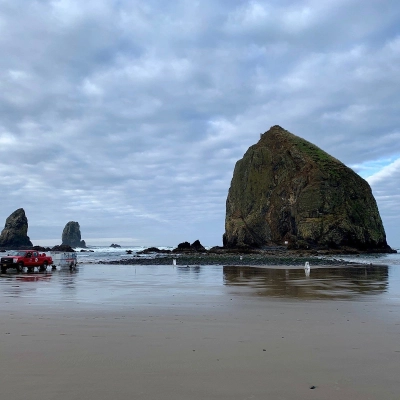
[40,261,48,271]
[16,262,24,273]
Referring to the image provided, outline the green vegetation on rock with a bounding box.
[223,125,392,252]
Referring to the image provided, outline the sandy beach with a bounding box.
[1,264,399,400]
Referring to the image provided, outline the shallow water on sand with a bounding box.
[1,264,400,310]
[1,264,400,400]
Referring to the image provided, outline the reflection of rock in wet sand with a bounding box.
[176,265,201,274]
[223,265,389,300]
[16,274,52,282]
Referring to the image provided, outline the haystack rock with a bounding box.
[61,221,86,248]
[223,125,393,252]
[0,208,33,248]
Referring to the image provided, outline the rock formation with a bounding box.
[137,247,171,254]
[0,208,33,248]
[224,125,392,252]
[61,221,86,248]
[173,240,206,252]
[190,240,206,252]
[176,241,191,250]
[52,244,76,252]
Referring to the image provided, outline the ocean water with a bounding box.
[73,245,175,263]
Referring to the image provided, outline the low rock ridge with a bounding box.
[137,240,207,255]
[136,241,385,256]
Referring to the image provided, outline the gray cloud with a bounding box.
[1,0,400,247]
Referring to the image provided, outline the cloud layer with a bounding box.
[1,0,400,247]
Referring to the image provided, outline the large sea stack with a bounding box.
[0,208,33,248]
[223,125,392,252]
[61,221,86,248]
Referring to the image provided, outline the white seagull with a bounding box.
[304,261,310,277]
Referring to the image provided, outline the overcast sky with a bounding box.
[1,0,399,248]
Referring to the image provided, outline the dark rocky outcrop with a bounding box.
[52,244,76,252]
[32,245,51,252]
[190,240,206,252]
[0,208,33,249]
[224,125,393,252]
[110,243,121,248]
[173,240,206,252]
[137,247,172,254]
[61,221,86,248]
[176,241,191,250]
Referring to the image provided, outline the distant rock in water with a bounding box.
[224,125,393,252]
[61,221,86,248]
[0,208,33,248]
[110,243,121,248]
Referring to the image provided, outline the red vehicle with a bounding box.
[1,250,53,273]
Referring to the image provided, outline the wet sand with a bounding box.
[1,264,400,400]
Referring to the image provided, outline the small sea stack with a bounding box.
[0,208,33,249]
[61,221,86,248]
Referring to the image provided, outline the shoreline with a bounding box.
[93,252,372,266]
